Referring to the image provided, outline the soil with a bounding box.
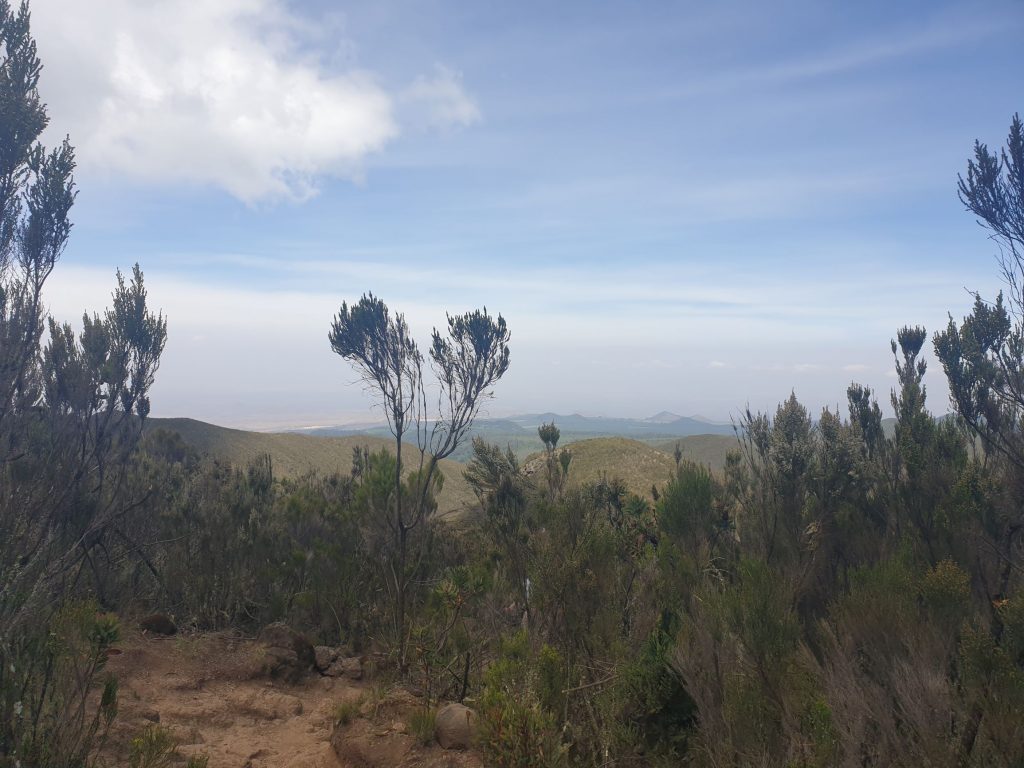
[101,629,482,768]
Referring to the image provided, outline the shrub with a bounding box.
[1,603,120,767]
[409,707,436,746]
[478,633,566,768]
[128,725,176,768]
[333,697,364,727]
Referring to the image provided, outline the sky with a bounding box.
[28,0,1024,429]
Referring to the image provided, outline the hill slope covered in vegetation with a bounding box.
[145,417,477,516]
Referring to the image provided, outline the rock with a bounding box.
[314,645,339,672]
[257,622,315,683]
[139,613,177,635]
[258,622,313,661]
[326,656,363,680]
[435,703,477,750]
[332,727,414,768]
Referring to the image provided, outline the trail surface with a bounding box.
[104,630,482,768]
[105,631,348,767]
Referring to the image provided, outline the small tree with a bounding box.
[538,420,562,501]
[936,114,1024,468]
[890,326,966,563]
[466,437,532,620]
[329,293,509,668]
[0,2,167,760]
[933,113,1024,763]
[957,113,1024,315]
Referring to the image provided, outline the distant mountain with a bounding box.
[469,418,532,434]
[646,410,684,423]
[288,411,733,462]
[689,414,727,425]
[503,412,734,438]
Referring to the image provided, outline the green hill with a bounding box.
[301,412,735,462]
[145,417,477,517]
[527,436,678,499]
[650,434,738,473]
[143,419,740,514]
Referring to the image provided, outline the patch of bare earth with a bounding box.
[102,630,481,768]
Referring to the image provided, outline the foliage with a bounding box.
[0,3,165,765]
[126,725,209,768]
[329,294,510,669]
[128,725,176,768]
[1,603,120,767]
[127,443,378,642]
[477,633,567,768]
[935,114,1024,486]
[409,706,436,746]
[537,421,570,501]
[333,697,364,727]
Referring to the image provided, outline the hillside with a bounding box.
[301,412,734,463]
[528,436,678,499]
[650,433,738,473]
[145,417,477,517]
[142,418,739,514]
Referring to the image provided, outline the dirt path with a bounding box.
[103,630,355,767]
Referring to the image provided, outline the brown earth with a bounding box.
[102,629,481,768]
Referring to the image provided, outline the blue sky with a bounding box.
[31,0,1024,428]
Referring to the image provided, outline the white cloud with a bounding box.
[403,65,481,130]
[708,360,727,368]
[31,0,478,202]
[843,363,870,372]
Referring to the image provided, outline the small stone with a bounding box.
[314,645,339,672]
[139,613,177,635]
[434,703,477,750]
[326,656,362,680]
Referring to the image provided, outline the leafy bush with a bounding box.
[128,725,176,768]
[478,633,566,768]
[1,603,120,767]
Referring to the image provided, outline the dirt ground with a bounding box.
[102,629,481,768]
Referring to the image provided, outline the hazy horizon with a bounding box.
[31,0,1023,429]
